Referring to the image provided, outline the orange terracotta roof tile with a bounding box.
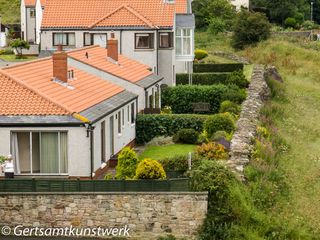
[89,5,155,28]
[68,46,153,84]
[24,0,36,6]
[0,70,69,116]
[3,57,125,114]
[42,0,188,28]
[40,0,46,6]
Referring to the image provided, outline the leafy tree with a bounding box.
[9,39,30,58]
[251,0,311,25]
[192,0,236,31]
[231,10,271,50]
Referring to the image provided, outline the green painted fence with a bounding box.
[0,178,190,193]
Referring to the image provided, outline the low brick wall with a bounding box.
[227,65,270,178]
[0,192,208,239]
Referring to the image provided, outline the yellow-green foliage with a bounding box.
[115,147,139,180]
[195,49,209,61]
[196,142,228,160]
[135,158,166,180]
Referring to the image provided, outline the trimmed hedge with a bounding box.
[161,84,246,114]
[136,114,209,144]
[193,63,244,73]
[176,71,249,88]
[177,73,229,85]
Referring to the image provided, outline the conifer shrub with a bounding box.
[135,158,166,180]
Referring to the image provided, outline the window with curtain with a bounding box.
[135,33,154,49]
[53,33,76,46]
[159,32,173,48]
[175,28,192,56]
[118,111,122,134]
[11,132,68,175]
[131,102,135,124]
[84,33,93,46]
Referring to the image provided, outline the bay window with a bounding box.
[53,33,76,46]
[135,33,154,49]
[11,132,68,174]
[176,28,192,56]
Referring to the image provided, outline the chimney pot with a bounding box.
[53,52,68,82]
[107,34,118,62]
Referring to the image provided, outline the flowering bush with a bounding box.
[196,142,228,160]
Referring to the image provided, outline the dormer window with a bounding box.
[30,8,36,18]
[164,0,175,3]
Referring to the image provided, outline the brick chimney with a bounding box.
[107,32,118,62]
[53,51,68,83]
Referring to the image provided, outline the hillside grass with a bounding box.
[240,36,320,234]
[0,0,20,24]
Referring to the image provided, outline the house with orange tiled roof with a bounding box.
[0,38,162,178]
[39,0,195,86]
[20,0,46,55]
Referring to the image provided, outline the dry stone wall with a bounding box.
[227,65,270,178]
[0,192,208,239]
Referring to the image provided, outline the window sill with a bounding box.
[134,49,155,52]
[159,47,174,50]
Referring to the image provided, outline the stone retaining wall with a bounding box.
[0,192,208,239]
[227,65,270,178]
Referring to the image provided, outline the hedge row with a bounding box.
[161,84,246,114]
[193,63,244,73]
[176,71,249,88]
[136,114,209,144]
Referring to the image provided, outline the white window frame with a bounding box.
[175,28,193,58]
[11,131,68,176]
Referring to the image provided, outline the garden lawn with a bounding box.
[139,144,196,161]
[0,55,37,62]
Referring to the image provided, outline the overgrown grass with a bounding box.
[139,144,196,160]
[240,36,320,235]
[0,0,20,24]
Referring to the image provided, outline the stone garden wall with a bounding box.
[0,192,208,239]
[227,65,270,178]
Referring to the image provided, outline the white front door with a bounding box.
[93,34,107,47]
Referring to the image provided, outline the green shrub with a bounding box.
[196,142,228,160]
[161,85,246,114]
[220,100,241,115]
[115,147,139,180]
[0,156,6,164]
[176,73,230,85]
[136,114,208,144]
[232,10,271,50]
[207,17,227,35]
[173,128,199,144]
[176,72,249,89]
[284,17,297,29]
[104,173,113,180]
[197,131,209,144]
[204,113,236,137]
[135,158,166,180]
[147,136,173,146]
[194,49,208,61]
[160,155,189,172]
[301,20,316,30]
[193,63,244,73]
[225,70,249,88]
